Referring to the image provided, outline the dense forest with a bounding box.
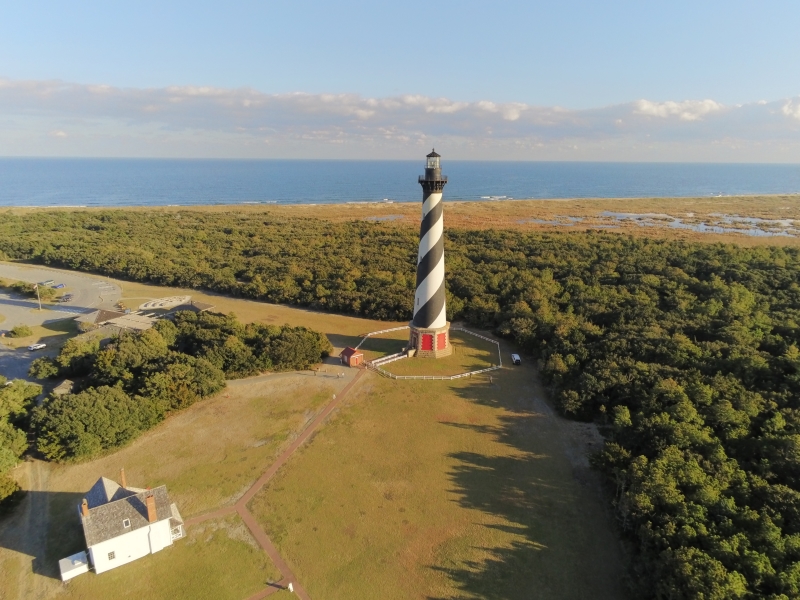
[28,311,331,462]
[2,209,800,598]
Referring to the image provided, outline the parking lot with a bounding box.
[0,263,122,380]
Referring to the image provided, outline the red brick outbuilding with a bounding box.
[339,347,364,367]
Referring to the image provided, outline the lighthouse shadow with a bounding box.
[426,371,624,599]
[324,333,363,352]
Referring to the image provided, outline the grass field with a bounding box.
[1,279,624,599]
[0,367,359,599]
[110,278,406,349]
[358,328,409,361]
[382,329,500,377]
[0,318,79,350]
[249,350,624,599]
[44,373,345,518]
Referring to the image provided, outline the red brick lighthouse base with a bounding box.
[408,322,453,359]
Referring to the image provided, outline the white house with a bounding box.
[75,472,185,576]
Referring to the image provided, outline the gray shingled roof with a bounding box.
[84,477,144,508]
[82,482,172,547]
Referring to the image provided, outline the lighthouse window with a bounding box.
[427,156,439,169]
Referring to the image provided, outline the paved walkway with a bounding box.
[186,368,367,600]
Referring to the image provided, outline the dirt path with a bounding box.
[186,367,367,600]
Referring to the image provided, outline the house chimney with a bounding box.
[120,467,127,489]
[81,498,89,517]
[145,493,157,523]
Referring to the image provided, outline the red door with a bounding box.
[421,334,433,351]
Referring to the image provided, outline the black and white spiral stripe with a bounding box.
[412,188,446,329]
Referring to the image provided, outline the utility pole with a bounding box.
[34,284,41,311]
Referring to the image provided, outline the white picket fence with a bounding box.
[354,325,409,350]
[365,326,503,381]
[370,351,407,367]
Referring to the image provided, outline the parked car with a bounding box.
[53,283,66,289]
[27,343,47,351]
[59,294,74,302]
[38,280,55,286]
[511,353,522,366]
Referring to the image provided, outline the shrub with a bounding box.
[9,325,33,338]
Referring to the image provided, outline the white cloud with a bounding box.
[633,99,724,121]
[782,100,800,121]
[0,78,799,160]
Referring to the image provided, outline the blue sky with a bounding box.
[1,0,799,160]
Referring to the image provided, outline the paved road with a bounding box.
[0,263,122,380]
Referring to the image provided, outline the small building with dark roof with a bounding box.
[74,309,126,331]
[339,347,363,367]
[74,472,184,575]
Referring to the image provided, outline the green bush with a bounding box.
[28,356,60,379]
[34,386,152,461]
[9,325,33,338]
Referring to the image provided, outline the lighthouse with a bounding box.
[408,150,452,358]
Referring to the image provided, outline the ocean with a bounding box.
[1,158,799,207]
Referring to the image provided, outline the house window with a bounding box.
[122,518,131,528]
[108,551,116,560]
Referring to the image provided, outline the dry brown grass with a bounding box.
[45,372,354,518]
[0,319,78,350]
[110,279,407,347]
[0,363,361,599]
[381,330,500,377]
[9,194,800,246]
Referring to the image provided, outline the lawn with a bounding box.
[0,319,79,350]
[45,372,355,518]
[248,348,625,600]
[0,367,360,599]
[357,327,409,361]
[382,329,500,377]
[0,280,625,599]
[59,514,279,600]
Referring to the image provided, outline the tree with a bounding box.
[28,357,59,379]
[33,386,147,461]
[140,352,225,411]
[56,337,100,376]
